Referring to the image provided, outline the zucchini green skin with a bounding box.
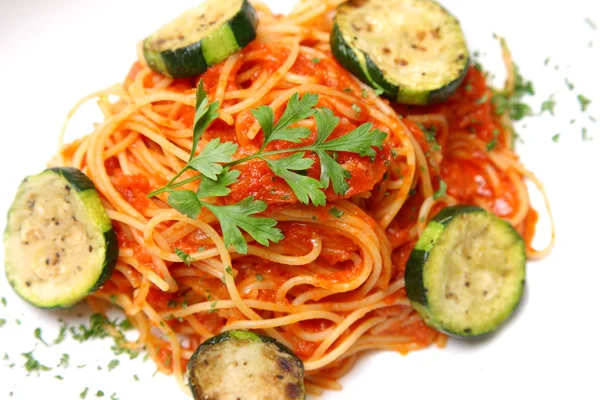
[330,0,469,105]
[143,0,259,78]
[4,167,117,308]
[405,205,526,337]
[188,330,305,400]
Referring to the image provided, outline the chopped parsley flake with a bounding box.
[487,129,499,151]
[256,274,264,282]
[22,351,51,374]
[552,133,560,143]
[118,319,133,331]
[54,321,68,345]
[544,57,550,66]
[34,328,49,346]
[0,319,5,328]
[225,266,233,275]
[564,78,575,91]
[328,207,344,218]
[70,313,109,342]
[174,248,192,266]
[80,388,89,399]
[107,359,120,371]
[351,104,362,116]
[110,393,119,400]
[540,97,556,115]
[577,94,591,112]
[96,390,105,397]
[133,375,140,381]
[311,57,321,64]
[1,297,6,306]
[167,299,179,308]
[582,127,592,141]
[361,89,368,98]
[110,340,140,360]
[476,93,489,105]
[58,353,69,368]
[55,375,63,380]
[209,301,218,313]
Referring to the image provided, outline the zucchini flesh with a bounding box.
[405,205,525,337]
[188,330,305,400]
[332,0,469,105]
[143,0,258,77]
[4,168,117,308]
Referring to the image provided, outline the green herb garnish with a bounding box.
[540,97,556,115]
[58,353,69,368]
[487,129,499,151]
[565,78,575,91]
[34,328,49,347]
[107,359,120,371]
[22,351,51,374]
[70,313,109,342]
[328,207,344,218]
[148,87,386,254]
[491,63,534,121]
[54,321,68,345]
[174,248,192,266]
[552,133,560,143]
[582,127,592,141]
[256,274,264,282]
[80,388,89,399]
[577,94,591,112]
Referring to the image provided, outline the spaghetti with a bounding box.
[54,0,554,395]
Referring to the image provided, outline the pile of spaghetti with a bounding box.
[56,0,553,395]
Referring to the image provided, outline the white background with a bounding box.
[0,1,599,399]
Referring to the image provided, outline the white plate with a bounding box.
[0,1,599,399]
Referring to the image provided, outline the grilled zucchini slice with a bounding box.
[4,167,118,308]
[143,0,258,77]
[405,205,526,337]
[331,0,469,105]
[188,330,305,400]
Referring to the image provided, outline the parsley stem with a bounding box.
[147,173,202,197]
[148,146,318,198]
[227,146,318,167]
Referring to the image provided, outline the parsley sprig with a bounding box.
[148,85,387,254]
